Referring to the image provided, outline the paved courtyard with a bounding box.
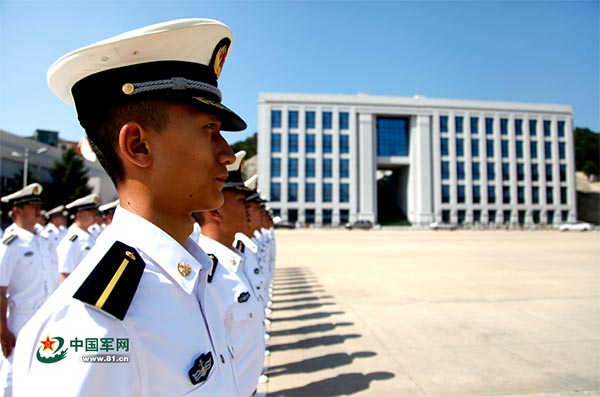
[259,229,600,397]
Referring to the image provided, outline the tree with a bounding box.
[43,147,92,210]
[574,127,599,178]
[230,132,257,158]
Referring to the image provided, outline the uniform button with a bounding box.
[249,313,253,319]
[220,354,225,364]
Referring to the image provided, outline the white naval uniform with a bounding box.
[40,223,67,254]
[197,234,265,397]
[0,225,60,397]
[57,224,96,275]
[13,207,239,397]
[234,233,267,308]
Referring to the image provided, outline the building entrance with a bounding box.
[376,167,409,225]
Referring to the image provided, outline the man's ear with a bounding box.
[206,209,223,221]
[118,122,152,168]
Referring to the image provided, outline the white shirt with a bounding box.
[234,233,267,307]
[57,224,96,274]
[13,207,239,397]
[197,234,265,397]
[40,223,67,253]
[0,225,60,319]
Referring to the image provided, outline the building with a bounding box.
[257,93,576,228]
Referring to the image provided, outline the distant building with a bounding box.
[257,93,576,228]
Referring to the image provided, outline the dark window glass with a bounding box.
[323,134,333,153]
[270,158,280,177]
[455,116,464,134]
[515,119,523,136]
[270,183,280,201]
[561,187,568,204]
[559,142,566,159]
[546,187,553,204]
[518,210,526,225]
[529,119,537,136]
[440,116,448,133]
[306,111,316,129]
[487,162,495,180]
[340,183,349,202]
[457,210,466,224]
[558,120,565,137]
[503,186,510,204]
[502,162,510,181]
[442,184,450,203]
[377,117,410,156]
[305,209,315,223]
[323,112,333,129]
[532,187,539,204]
[546,164,553,181]
[323,209,333,224]
[271,134,281,153]
[340,210,349,224]
[486,117,494,135]
[544,120,551,137]
[441,161,450,180]
[306,134,316,153]
[305,183,315,202]
[441,137,449,156]
[271,110,282,128]
[517,163,524,181]
[442,210,451,223]
[561,209,569,222]
[340,135,349,153]
[486,139,494,157]
[531,163,539,181]
[288,133,298,153]
[516,141,523,159]
[323,159,332,178]
[489,210,496,223]
[532,210,540,224]
[544,142,552,159]
[500,118,508,135]
[288,183,298,202]
[288,209,298,223]
[456,162,465,180]
[474,210,481,223]
[457,185,465,203]
[473,185,481,203]
[547,210,555,224]
[471,138,479,157]
[530,141,538,159]
[501,139,509,158]
[323,183,332,202]
[472,161,480,180]
[560,164,567,182]
[340,112,349,130]
[340,159,349,178]
[288,158,298,177]
[456,138,464,157]
[288,111,299,129]
[306,158,316,177]
[470,117,479,134]
[517,186,525,204]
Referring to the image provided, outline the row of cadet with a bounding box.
[0,150,277,397]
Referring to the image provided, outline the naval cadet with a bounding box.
[13,18,245,397]
[0,184,60,397]
[40,205,68,254]
[194,151,266,397]
[56,193,99,280]
[98,199,119,226]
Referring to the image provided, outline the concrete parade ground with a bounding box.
[258,229,600,397]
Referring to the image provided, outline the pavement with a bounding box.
[257,229,600,397]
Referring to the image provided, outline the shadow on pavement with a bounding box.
[267,372,395,397]
[267,351,377,377]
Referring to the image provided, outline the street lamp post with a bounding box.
[11,147,49,188]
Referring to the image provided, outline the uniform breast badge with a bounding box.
[188,351,213,385]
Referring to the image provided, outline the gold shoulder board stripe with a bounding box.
[2,235,17,245]
[207,254,218,284]
[69,235,78,242]
[73,241,145,320]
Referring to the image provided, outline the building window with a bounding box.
[488,185,496,204]
[305,183,315,202]
[517,186,525,204]
[503,210,512,224]
[442,184,450,203]
[271,134,281,153]
[560,164,567,182]
[340,135,349,153]
[530,141,538,159]
[516,141,523,159]
[340,159,349,178]
[442,210,451,223]
[487,162,495,180]
[377,117,410,156]
[544,120,551,137]
[306,134,316,153]
[455,116,464,134]
[485,117,494,135]
[517,163,524,181]
[531,163,539,181]
[440,116,448,133]
[558,120,565,137]
[441,137,449,156]
[473,185,481,204]
[546,187,553,204]
[270,183,280,201]
[323,183,332,202]
[340,112,349,130]
[288,133,298,153]
[503,186,510,204]
[472,161,480,180]
[561,210,569,222]
[305,209,315,223]
[502,162,510,181]
[323,112,333,129]
[288,183,298,202]
[340,183,349,202]
[323,134,333,153]
[340,210,349,224]
[515,119,523,136]
[500,118,508,135]
[288,209,298,223]
[457,185,465,203]
[471,117,479,134]
[471,138,479,157]
[288,158,298,177]
[271,110,282,128]
[457,210,466,224]
[457,162,465,180]
[486,139,494,157]
[473,210,481,223]
[532,210,540,224]
[547,210,555,224]
[529,119,537,136]
[323,209,333,225]
[306,158,316,178]
[544,142,552,159]
[518,210,526,225]
[456,138,464,157]
[558,142,566,160]
[271,158,281,177]
[545,164,553,181]
[288,111,299,129]
[489,210,497,223]
[306,111,316,129]
[561,187,568,204]
[441,161,450,180]
[323,159,333,178]
[501,139,509,158]
[532,186,539,204]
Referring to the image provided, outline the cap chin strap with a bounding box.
[123,77,222,101]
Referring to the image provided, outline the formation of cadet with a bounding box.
[0,18,278,396]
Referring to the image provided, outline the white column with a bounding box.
[413,113,433,226]
[358,113,376,222]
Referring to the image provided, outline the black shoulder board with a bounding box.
[73,241,145,320]
[237,291,251,303]
[69,235,78,242]
[235,240,245,253]
[2,234,17,245]
[207,254,218,284]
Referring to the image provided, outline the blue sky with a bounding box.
[0,0,598,145]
